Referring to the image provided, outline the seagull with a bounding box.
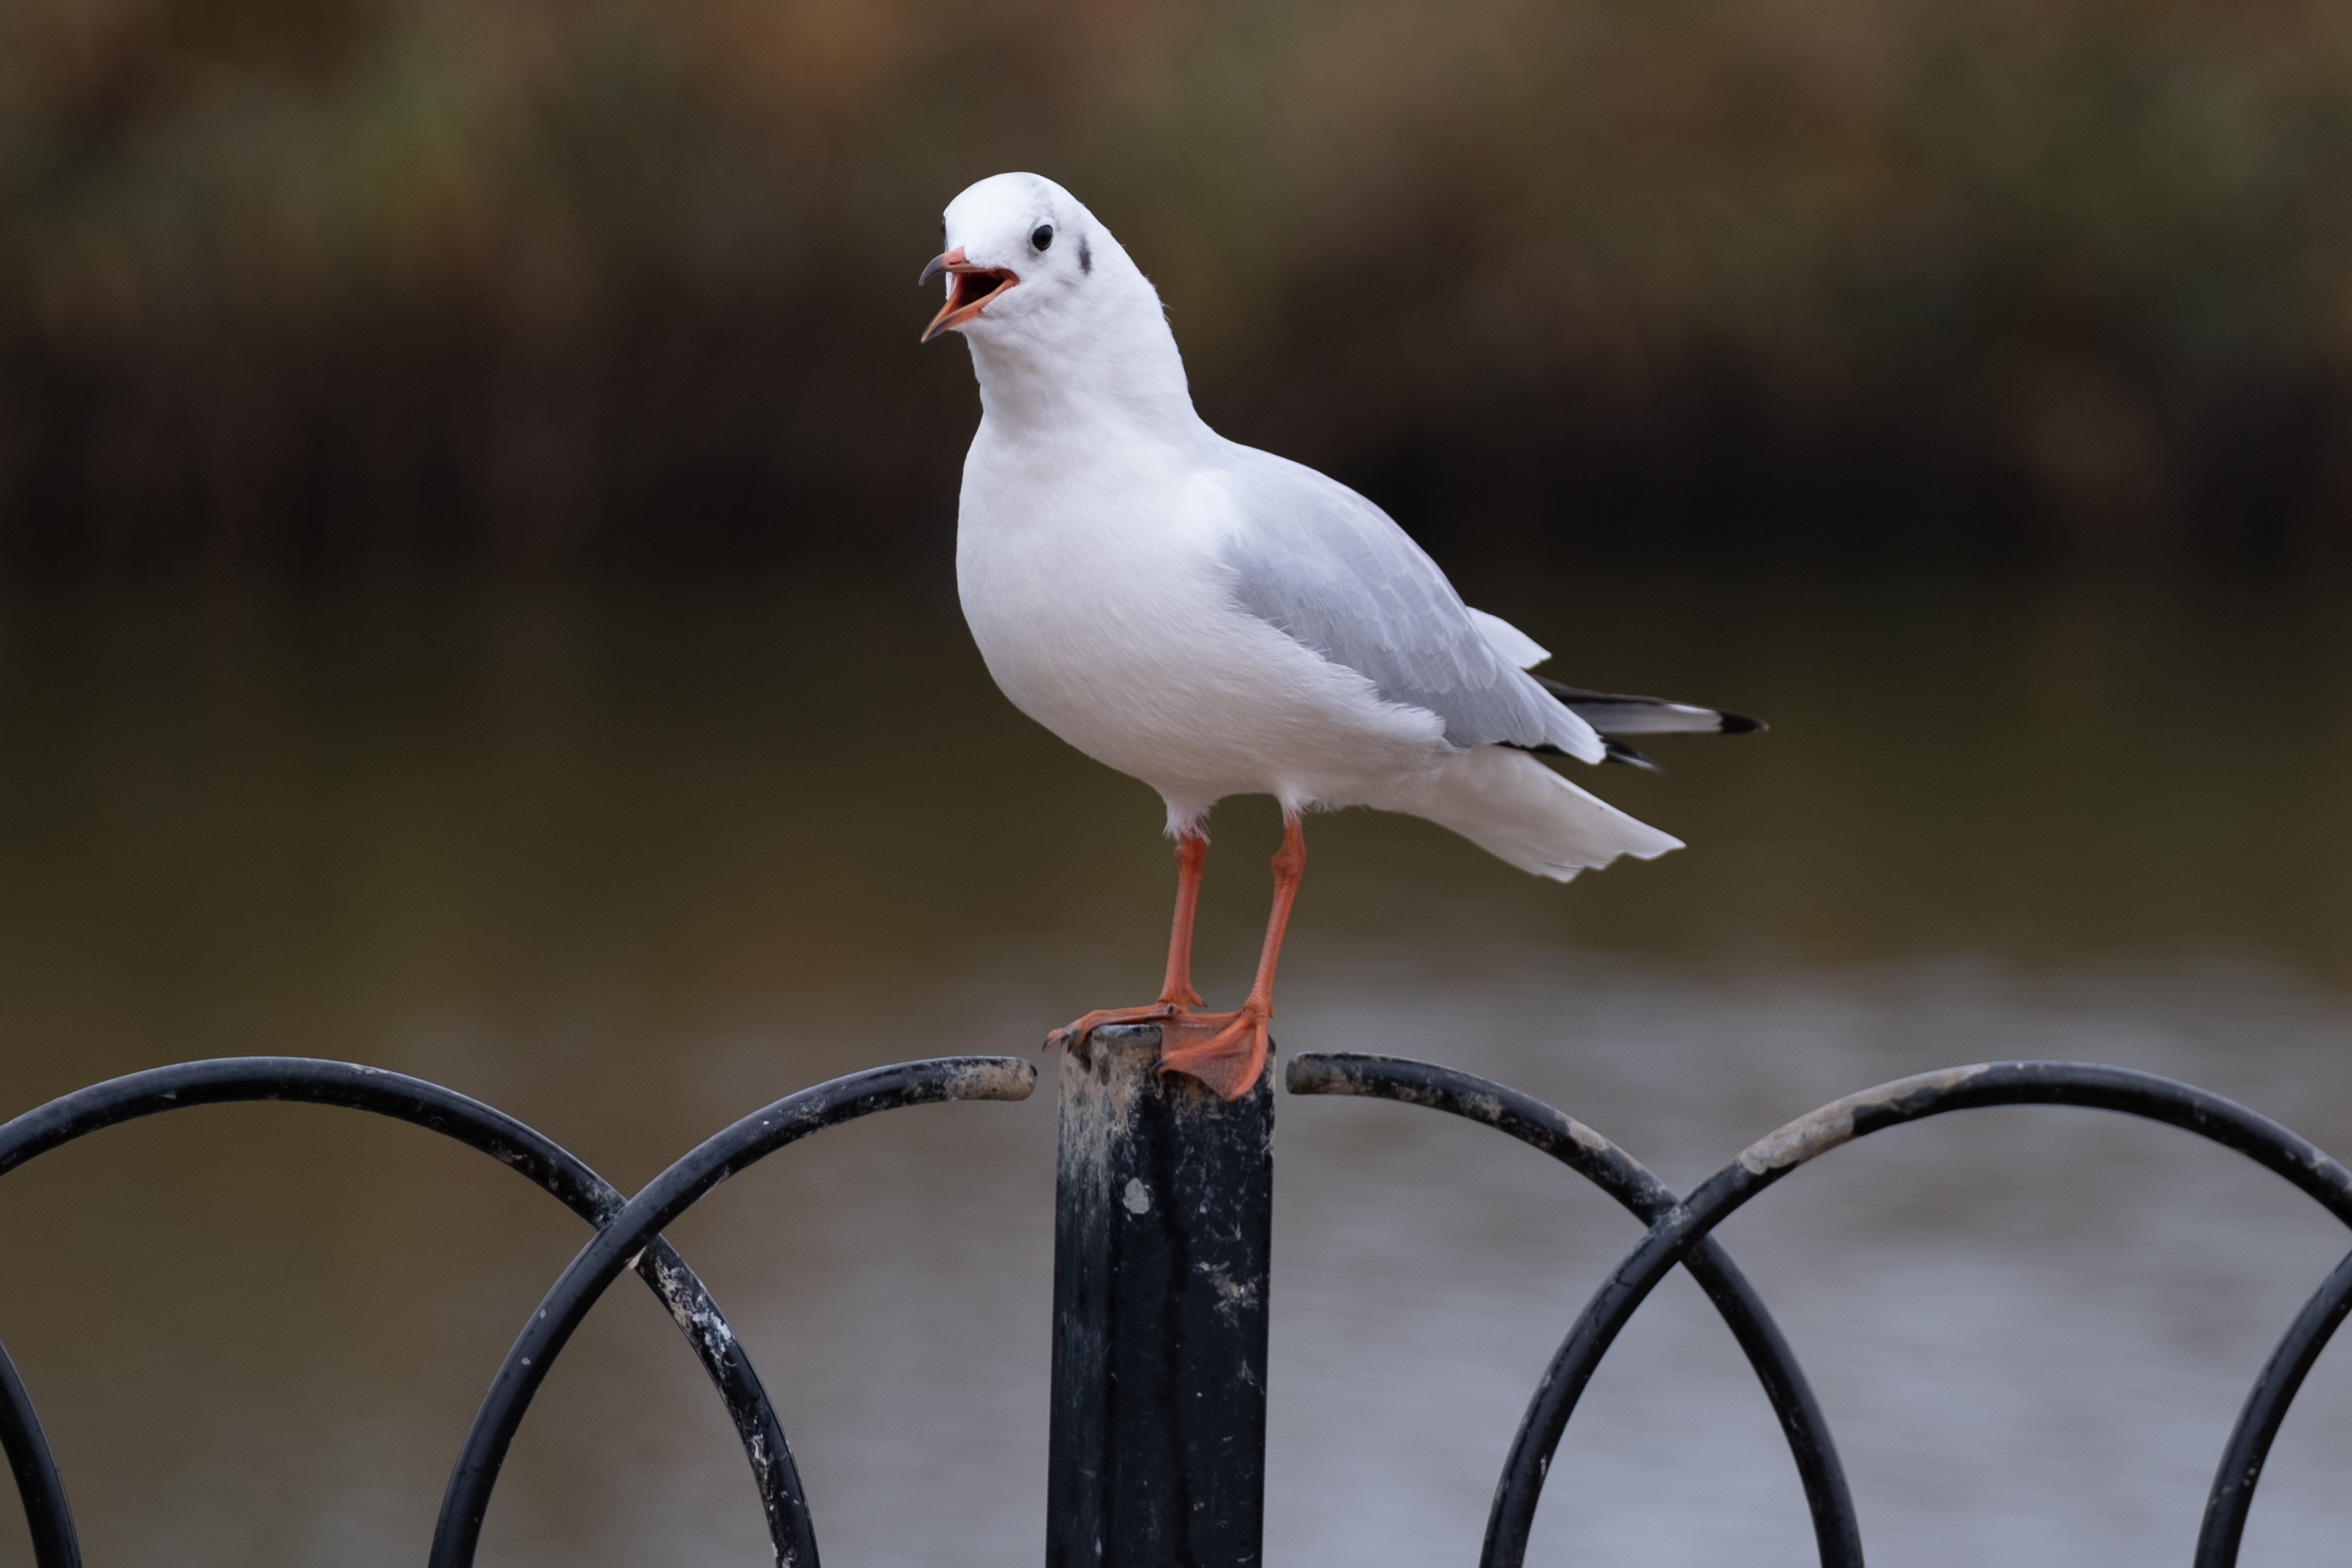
[921,172,1761,1101]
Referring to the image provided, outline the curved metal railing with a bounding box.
[1288,1053,2352,1568]
[0,1055,1038,1568]
[3,1050,2345,1566]
[1284,1053,1863,1567]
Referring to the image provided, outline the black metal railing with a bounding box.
[2,1034,2346,1568]
[0,1053,1039,1568]
[1286,1053,2352,1568]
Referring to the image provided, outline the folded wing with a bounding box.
[1210,443,1603,763]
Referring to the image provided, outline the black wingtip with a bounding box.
[1603,739,1664,772]
[1717,711,1768,735]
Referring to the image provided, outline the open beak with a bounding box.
[918,248,1020,343]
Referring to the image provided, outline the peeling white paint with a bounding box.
[1195,1262,1262,1323]
[1738,1064,1992,1175]
[1059,1030,1152,1192]
[953,1058,1040,1103]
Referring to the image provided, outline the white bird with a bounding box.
[922,172,1761,1101]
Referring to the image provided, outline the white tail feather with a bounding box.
[1369,745,1682,881]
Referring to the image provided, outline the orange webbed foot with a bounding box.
[1045,1000,1182,1053]
[1156,1004,1270,1102]
[1043,978,1206,1050]
[1044,997,1267,1101]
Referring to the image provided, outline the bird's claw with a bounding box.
[1045,1000,1180,1053]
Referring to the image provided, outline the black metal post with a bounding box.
[1047,1025,1274,1568]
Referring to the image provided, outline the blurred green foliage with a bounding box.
[1,0,2348,572]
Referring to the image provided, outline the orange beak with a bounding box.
[918,248,1020,343]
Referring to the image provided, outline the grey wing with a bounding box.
[1212,444,1602,762]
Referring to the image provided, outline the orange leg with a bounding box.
[1158,828,1209,1009]
[1046,829,1210,1048]
[1046,817,1306,1101]
[1158,813,1305,1101]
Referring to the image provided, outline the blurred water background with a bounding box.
[1,576,2348,1566]
[3,1,2352,1565]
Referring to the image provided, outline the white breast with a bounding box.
[955,423,1448,821]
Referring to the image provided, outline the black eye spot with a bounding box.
[1078,236,1092,275]
[1031,224,1054,252]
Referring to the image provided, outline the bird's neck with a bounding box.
[966,298,1205,452]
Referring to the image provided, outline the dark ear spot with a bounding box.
[1078,235,1092,275]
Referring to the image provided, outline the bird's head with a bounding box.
[919,172,1096,346]
[918,173,1193,427]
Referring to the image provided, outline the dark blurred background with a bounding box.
[3,0,2348,578]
